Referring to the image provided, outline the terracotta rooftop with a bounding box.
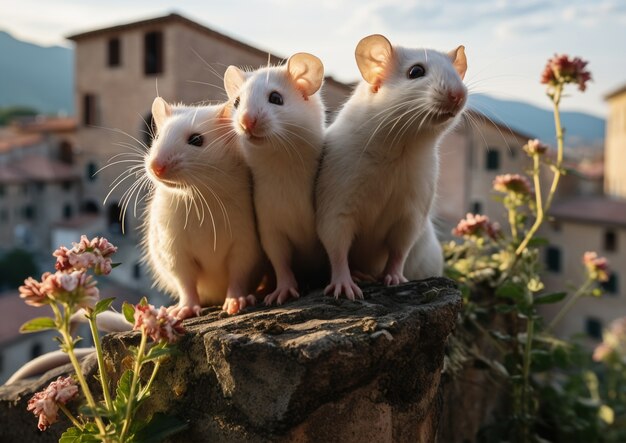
[464,109,535,141]
[550,197,626,227]
[0,291,54,346]
[12,116,77,134]
[67,13,283,64]
[0,133,43,153]
[0,155,79,184]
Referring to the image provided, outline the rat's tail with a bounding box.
[5,348,95,385]
[69,309,134,334]
[5,311,132,385]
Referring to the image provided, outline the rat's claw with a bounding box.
[168,303,202,320]
[264,287,299,306]
[383,273,408,286]
[223,295,257,315]
[324,278,363,301]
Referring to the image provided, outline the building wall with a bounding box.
[541,221,626,339]
[0,331,58,384]
[605,92,626,199]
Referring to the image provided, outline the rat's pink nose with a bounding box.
[241,113,257,132]
[448,90,466,109]
[151,161,167,178]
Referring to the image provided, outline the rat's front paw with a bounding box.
[324,277,363,301]
[168,303,202,320]
[383,272,408,286]
[264,286,299,306]
[222,294,257,315]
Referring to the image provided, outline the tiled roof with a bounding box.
[605,83,626,101]
[550,197,626,227]
[0,133,43,153]
[0,155,79,184]
[0,291,53,345]
[13,117,77,134]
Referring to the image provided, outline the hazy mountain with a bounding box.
[0,31,73,115]
[468,94,605,149]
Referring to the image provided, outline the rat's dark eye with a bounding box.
[269,91,284,106]
[187,133,204,147]
[234,97,240,109]
[407,64,426,79]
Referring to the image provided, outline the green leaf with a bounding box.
[93,297,116,316]
[113,369,134,415]
[495,282,525,302]
[535,292,567,305]
[111,262,122,269]
[19,316,56,333]
[494,304,517,314]
[531,349,553,372]
[527,237,549,247]
[122,302,135,324]
[144,345,176,362]
[133,413,188,443]
[59,426,100,443]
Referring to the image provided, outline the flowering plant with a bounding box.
[443,54,625,441]
[19,236,186,442]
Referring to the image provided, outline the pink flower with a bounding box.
[592,317,626,363]
[493,174,532,195]
[452,213,500,240]
[41,270,99,309]
[523,139,548,155]
[19,274,51,307]
[27,376,78,431]
[541,54,592,92]
[134,304,186,343]
[53,236,117,275]
[583,251,610,283]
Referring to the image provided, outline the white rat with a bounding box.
[144,97,264,317]
[316,34,467,300]
[223,53,326,305]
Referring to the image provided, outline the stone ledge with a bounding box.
[0,278,461,443]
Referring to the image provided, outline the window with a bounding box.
[0,208,7,221]
[486,149,500,171]
[83,93,98,126]
[63,204,73,219]
[550,220,562,232]
[144,31,163,75]
[22,184,29,195]
[133,262,141,280]
[30,342,43,359]
[35,182,44,193]
[0,185,4,196]
[59,140,74,164]
[86,162,98,182]
[602,273,619,295]
[83,200,100,214]
[23,205,35,220]
[62,181,73,192]
[545,246,561,272]
[108,37,121,67]
[604,230,617,252]
[471,201,482,214]
[585,317,603,340]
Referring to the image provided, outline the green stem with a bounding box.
[521,314,535,442]
[515,85,563,257]
[58,402,84,430]
[547,279,594,332]
[469,316,507,355]
[139,360,162,399]
[87,314,114,411]
[54,304,107,437]
[508,205,519,242]
[120,330,148,442]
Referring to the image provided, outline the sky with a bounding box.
[1,0,624,118]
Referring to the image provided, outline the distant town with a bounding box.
[0,13,624,383]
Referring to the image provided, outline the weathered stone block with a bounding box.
[0,278,460,443]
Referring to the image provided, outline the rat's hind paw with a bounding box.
[264,286,299,306]
[168,303,202,320]
[383,272,408,286]
[324,277,363,301]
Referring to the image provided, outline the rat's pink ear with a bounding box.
[287,53,324,97]
[448,45,467,80]
[224,66,247,100]
[151,97,172,132]
[355,34,393,88]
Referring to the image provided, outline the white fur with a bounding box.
[144,103,263,315]
[316,44,467,298]
[225,59,326,304]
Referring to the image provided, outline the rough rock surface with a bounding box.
[0,278,460,443]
